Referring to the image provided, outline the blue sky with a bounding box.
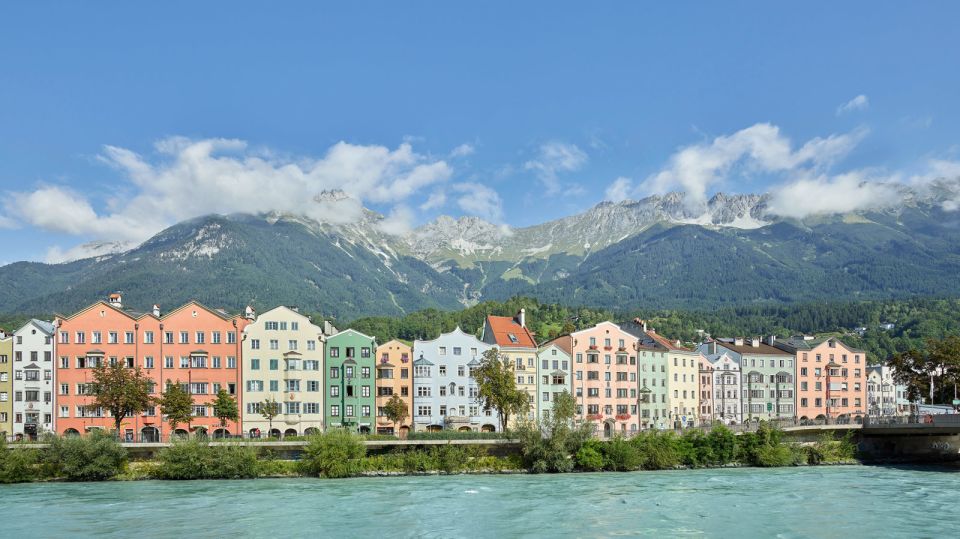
[1,2,959,263]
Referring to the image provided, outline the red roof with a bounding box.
[485,315,536,349]
[645,329,691,352]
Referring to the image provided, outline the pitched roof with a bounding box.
[774,336,865,354]
[715,339,792,356]
[484,315,536,349]
[540,335,572,355]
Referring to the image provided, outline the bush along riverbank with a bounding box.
[0,424,857,483]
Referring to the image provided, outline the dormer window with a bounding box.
[508,333,519,344]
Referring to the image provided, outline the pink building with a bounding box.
[561,322,640,437]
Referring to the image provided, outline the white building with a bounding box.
[699,351,743,425]
[536,342,572,421]
[412,327,497,432]
[13,320,55,440]
[866,365,909,417]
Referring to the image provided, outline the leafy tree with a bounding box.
[261,397,281,435]
[383,394,408,434]
[159,380,193,436]
[516,390,592,473]
[87,361,154,435]
[888,336,960,405]
[300,430,366,478]
[212,389,239,435]
[473,348,530,432]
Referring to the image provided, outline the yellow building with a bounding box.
[0,330,12,439]
[481,310,539,425]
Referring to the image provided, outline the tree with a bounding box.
[383,394,408,434]
[261,397,280,436]
[473,348,530,432]
[159,380,193,436]
[87,362,154,436]
[888,336,960,406]
[212,389,239,436]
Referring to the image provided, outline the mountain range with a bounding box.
[2,181,959,320]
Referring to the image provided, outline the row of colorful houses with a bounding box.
[0,293,905,441]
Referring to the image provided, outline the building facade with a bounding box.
[702,337,796,422]
[324,329,377,433]
[13,319,55,440]
[566,322,641,437]
[536,342,572,421]
[412,327,496,432]
[698,351,743,424]
[866,365,909,417]
[775,336,867,423]
[0,331,13,439]
[620,320,676,430]
[375,339,413,435]
[481,311,538,424]
[55,296,249,441]
[242,306,327,438]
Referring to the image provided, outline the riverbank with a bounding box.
[0,425,861,483]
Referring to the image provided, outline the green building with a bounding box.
[324,329,377,433]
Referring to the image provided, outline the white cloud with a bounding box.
[604,177,633,202]
[419,190,447,211]
[639,123,866,209]
[376,205,416,236]
[766,171,901,219]
[451,182,503,222]
[524,141,588,195]
[450,143,475,157]
[3,137,452,246]
[837,94,870,115]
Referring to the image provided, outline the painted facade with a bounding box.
[701,337,796,422]
[0,331,13,438]
[775,337,867,423]
[566,322,641,437]
[866,365,909,417]
[481,311,538,424]
[412,328,496,432]
[55,296,249,441]
[375,340,413,435]
[536,343,572,421]
[242,306,327,438]
[620,320,675,430]
[324,329,377,433]
[698,351,742,424]
[13,320,55,440]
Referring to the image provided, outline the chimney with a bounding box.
[244,306,256,320]
[634,318,647,332]
[152,304,161,317]
[108,292,122,308]
[750,337,760,348]
[734,337,744,346]
[291,306,299,313]
[709,341,717,355]
[767,335,776,346]
[517,308,526,328]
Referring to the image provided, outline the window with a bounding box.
[251,339,261,350]
[144,331,154,344]
[439,365,447,376]
[265,322,279,330]
[291,322,299,331]
[212,356,221,369]
[345,405,354,417]
[439,346,447,356]
[361,385,370,397]
[179,331,189,344]
[289,340,298,350]
[416,406,431,417]
[164,332,174,344]
[270,359,279,370]
[212,331,221,344]
[270,340,279,350]
[307,380,320,392]
[361,405,370,417]
[361,366,370,378]
[453,347,462,355]
[285,402,301,414]
[286,380,301,392]
[190,355,207,368]
[304,402,319,414]
[246,380,264,392]
[361,347,371,358]
[417,386,431,397]
[165,356,174,368]
[330,384,340,398]
[269,380,279,392]
[330,367,340,379]
[330,405,340,417]
[195,331,205,344]
[108,331,118,344]
[329,347,340,358]
[191,405,208,417]
[124,331,134,344]
[227,356,237,369]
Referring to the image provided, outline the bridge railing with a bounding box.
[863,413,960,428]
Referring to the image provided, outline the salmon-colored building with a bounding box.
[55,294,249,441]
[562,322,641,437]
[375,339,413,436]
[775,336,867,423]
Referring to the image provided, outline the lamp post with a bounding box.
[639,385,652,430]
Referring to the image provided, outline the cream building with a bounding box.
[242,307,331,437]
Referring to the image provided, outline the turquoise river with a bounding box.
[2,466,957,538]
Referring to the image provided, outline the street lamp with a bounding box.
[638,384,652,430]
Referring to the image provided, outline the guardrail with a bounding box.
[863,413,960,428]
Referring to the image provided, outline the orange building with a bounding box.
[374,339,413,436]
[775,336,867,423]
[55,294,249,441]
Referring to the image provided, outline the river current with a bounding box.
[3,466,957,538]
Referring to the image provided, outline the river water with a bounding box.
[2,466,957,538]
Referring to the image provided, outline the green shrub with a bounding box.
[0,440,41,483]
[631,431,680,470]
[406,431,507,441]
[430,445,469,473]
[256,459,300,477]
[300,430,366,478]
[754,444,795,467]
[153,439,258,479]
[575,440,605,471]
[44,431,127,481]
[602,437,642,471]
